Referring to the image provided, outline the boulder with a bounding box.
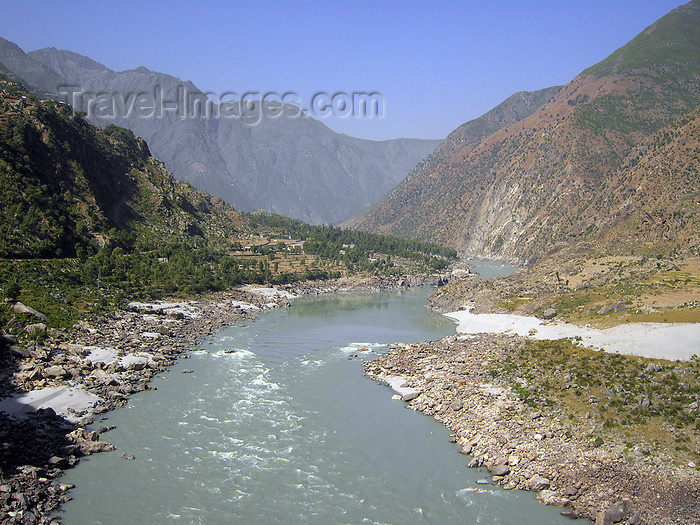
[47,328,65,340]
[12,302,49,322]
[91,369,120,386]
[47,456,70,469]
[8,345,31,358]
[67,429,96,443]
[536,489,571,507]
[604,501,628,523]
[13,492,29,509]
[43,365,67,379]
[401,391,420,401]
[79,441,116,454]
[0,333,18,346]
[468,457,482,468]
[527,476,551,491]
[644,363,663,374]
[153,326,172,336]
[611,301,628,312]
[37,407,57,418]
[562,486,578,497]
[489,464,511,477]
[126,360,147,371]
[543,308,557,319]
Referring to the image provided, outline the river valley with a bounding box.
[59,285,573,524]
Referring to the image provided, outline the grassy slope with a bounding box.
[492,338,700,468]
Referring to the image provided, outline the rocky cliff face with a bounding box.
[354,1,700,262]
[0,44,439,225]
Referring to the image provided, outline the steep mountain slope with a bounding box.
[0,74,247,259]
[343,85,563,227]
[0,61,54,100]
[595,107,700,255]
[354,0,700,262]
[0,45,439,225]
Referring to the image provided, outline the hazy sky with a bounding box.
[0,0,687,140]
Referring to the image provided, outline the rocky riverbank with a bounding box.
[428,255,700,330]
[0,274,435,524]
[364,334,700,525]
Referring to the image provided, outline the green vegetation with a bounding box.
[576,2,699,138]
[0,79,458,336]
[496,296,533,312]
[0,87,147,258]
[245,212,457,272]
[583,1,700,77]
[574,86,699,136]
[493,339,700,465]
[0,243,343,332]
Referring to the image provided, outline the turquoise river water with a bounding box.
[60,269,579,524]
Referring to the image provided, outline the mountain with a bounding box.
[0,74,458,327]
[422,85,563,163]
[0,43,439,225]
[0,37,64,95]
[0,62,51,101]
[0,73,248,259]
[342,85,563,227]
[593,106,700,255]
[353,0,700,262]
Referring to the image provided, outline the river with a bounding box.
[60,270,577,524]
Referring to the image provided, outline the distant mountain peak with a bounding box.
[0,38,65,93]
[0,37,440,225]
[29,47,112,74]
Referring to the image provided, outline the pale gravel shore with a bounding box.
[0,387,101,423]
[446,309,700,361]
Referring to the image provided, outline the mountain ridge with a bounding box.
[342,85,563,229]
[0,37,64,95]
[0,40,440,225]
[353,0,700,262]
